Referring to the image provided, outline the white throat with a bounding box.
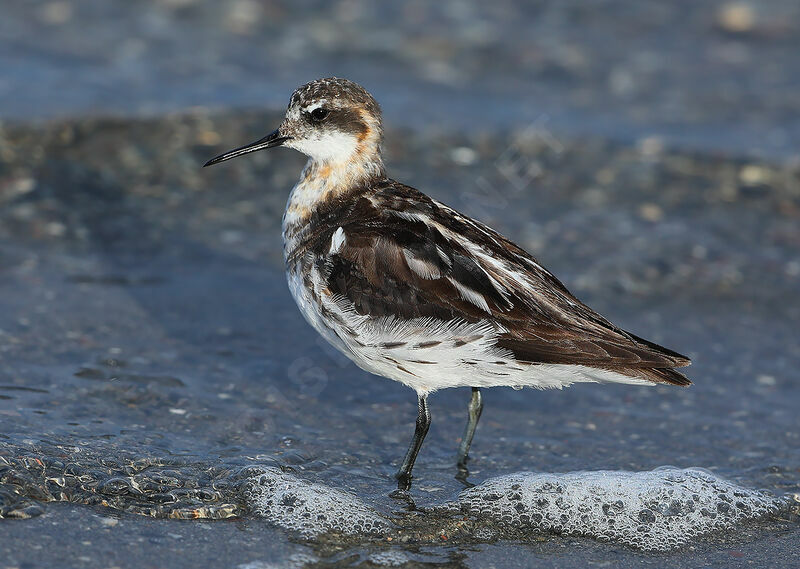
[281,138,384,235]
[285,131,360,165]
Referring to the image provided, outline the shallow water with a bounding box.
[1,111,799,566]
[3,2,800,565]
[2,446,793,552]
[4,1,800,159]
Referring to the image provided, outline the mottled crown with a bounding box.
[289,77,381,119]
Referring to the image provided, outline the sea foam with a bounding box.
[244,466,789,550]
[244,467,389,537]
[443,467,785,551]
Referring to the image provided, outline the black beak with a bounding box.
[203,129,290,167]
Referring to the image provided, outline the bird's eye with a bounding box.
[310,107,329,122]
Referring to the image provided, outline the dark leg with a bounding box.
[395,394,431,491]
[456,387,483,481]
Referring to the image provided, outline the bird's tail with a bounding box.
[635,366,692,386]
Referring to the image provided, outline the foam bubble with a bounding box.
[445,467,785,551]
[243,466,789,550]
[244,467,389,538]
[236,553,317,569]
[367,551,411,566]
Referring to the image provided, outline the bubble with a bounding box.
[243,467,389,538]
[368,551,410,566]
[4,443,791,551]
[443,468,786,551]
[237,553,317,569]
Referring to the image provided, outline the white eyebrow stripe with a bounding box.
[305,100,328,113]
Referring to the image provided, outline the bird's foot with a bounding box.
[455,463,475,488]
[389,487,418,511]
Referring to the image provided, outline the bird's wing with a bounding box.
[312,181,690,380]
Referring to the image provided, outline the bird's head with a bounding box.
[204,77,384,174]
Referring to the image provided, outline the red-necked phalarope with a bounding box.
[204,77,691,491]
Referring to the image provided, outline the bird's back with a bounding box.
[283,177,690,393]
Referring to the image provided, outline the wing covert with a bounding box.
[311,184,690,373]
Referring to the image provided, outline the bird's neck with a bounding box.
[282,153,385,247]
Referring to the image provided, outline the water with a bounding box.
[443,468,789,551]
[1,443,794,551]
[2,1,800,567]
[1,110,799,567]
[245,465,791,550]
[3,1,800,159]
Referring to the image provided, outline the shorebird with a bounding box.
[204,78,691,491]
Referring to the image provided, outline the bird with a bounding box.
[204,77,691,492]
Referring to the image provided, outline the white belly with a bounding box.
[283,263,651,395]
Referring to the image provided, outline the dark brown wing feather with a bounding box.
[299,179,691,386]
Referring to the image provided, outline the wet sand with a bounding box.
[1,112,798,567]
[2,1,800,566]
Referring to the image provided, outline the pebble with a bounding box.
[637,136,665,157]
[638,203,664,222]
[98,516,119,527]
[451,146,478,166]
[739,164,771,185]
[756,375,777,387]
[717,3,756,33]
[38,1,73,25]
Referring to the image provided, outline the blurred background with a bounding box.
[1,2,799,568]
[3,0,800,156]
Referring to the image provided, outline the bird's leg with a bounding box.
[395,393,431,491]
[456,387,483,484]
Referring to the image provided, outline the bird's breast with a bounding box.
[282,180,324,241]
